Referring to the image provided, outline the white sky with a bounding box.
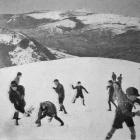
[0,0,140,17]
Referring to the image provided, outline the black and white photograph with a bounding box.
[0,0,140,140]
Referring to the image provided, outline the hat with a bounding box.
[17,72,22,76]
[126,87,140,97]
[54,79,59,82]
[11,81,18,87]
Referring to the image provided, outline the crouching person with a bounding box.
[35,101,64,127]
[9,81,29,125]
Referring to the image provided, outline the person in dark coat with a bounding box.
[117,74,123,87]
[112,72,117,82]
[9,81,28,125]
[14,72,22,85]
[105,84,140,140]
[106,80,117,111]
[53,79,67,114]
[72,81,89,106]
[35,101,64,127]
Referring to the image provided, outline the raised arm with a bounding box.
[72,85,76,89]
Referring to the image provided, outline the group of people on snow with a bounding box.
[106,72,140,140]
[8,71,140,140]
[8,72,89,127]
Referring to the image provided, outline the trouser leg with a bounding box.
[105,127,116,140]
[54,115,64,126]
[82,98,85,106]
[72,96,76,103]
[129,127,136,140]
[60,104,67,114]
[111,100,117,109]
[35,108,47,127]
[13,111,19,125]
[108,100,111,111]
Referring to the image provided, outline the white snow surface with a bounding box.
[0,58,140,140]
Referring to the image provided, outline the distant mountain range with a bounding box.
[0,9,140,68]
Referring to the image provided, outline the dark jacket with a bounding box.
[54,83,65,98]
[107,85,114,99]
[39,101,57,117]
[72,85,88,94]
[9,85,25,113]
[114,89,140,117]
[112,73,116,81]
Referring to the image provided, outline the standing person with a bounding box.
[106,80,117,111]
[14,72,22,85]
[72,81,89,106]
[105,83,140,140]
[35,101,64,127]
[117,74,123,87]
[112,72,117,82]
[8,81,29,125]
[53,79,67,114]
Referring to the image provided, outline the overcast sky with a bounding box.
[0,0,140,17]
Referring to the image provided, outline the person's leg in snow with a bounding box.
[59,97,67,114]
[13,111,20,125]
[54,115,64,126]
[80,94,85,106]
[108,99,117,111]
[35,108,47,127]
[129,127,136,140]
[108,99,112,111]
[105,127,116,140]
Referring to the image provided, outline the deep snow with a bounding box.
[0,57,140,140]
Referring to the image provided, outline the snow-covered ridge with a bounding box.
[28,10,140,34]
[27,10,65,20]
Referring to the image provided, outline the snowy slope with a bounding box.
[0,29,57,67]
[0,58,140,140]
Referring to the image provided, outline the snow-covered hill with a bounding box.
[29,10,140,35]
[1,10,140,34]
[0,28,57,67]
[1,10,140,63]
[0,58,140,140]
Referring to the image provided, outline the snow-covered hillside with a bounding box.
[28,10,140,35]
[0,29,58,67]
[0,58,140,140]
[4,10,140,35]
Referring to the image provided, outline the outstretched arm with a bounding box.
[82,86,88,93]
[72,85,76,89]
[53,87,57,92]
